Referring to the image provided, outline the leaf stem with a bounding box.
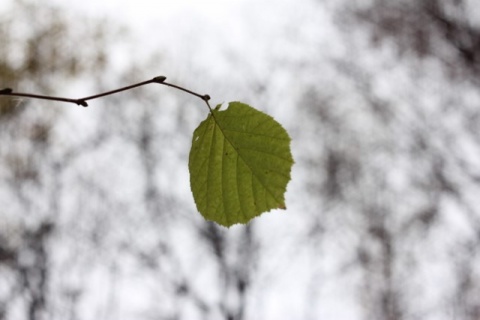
[0,76,211,108]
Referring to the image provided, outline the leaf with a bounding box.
[189,101,293,227]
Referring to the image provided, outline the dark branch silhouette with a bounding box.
[0,76,211,108]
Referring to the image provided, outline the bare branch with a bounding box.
[0,76,211,108]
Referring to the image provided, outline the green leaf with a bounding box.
[189,101,293,227]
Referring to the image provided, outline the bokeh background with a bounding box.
[1,0,480,319]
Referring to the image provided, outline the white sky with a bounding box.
[50,0,246,33]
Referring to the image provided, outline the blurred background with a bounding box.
[1,0,480,319]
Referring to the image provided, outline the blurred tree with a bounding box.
[296,1,480,319]
[349,2,480,319]
[0,1,111,319]
[354,0,480,81]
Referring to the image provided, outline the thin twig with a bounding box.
[0,89,88,106]
[0,76,211,109]
[80,77,161,103]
